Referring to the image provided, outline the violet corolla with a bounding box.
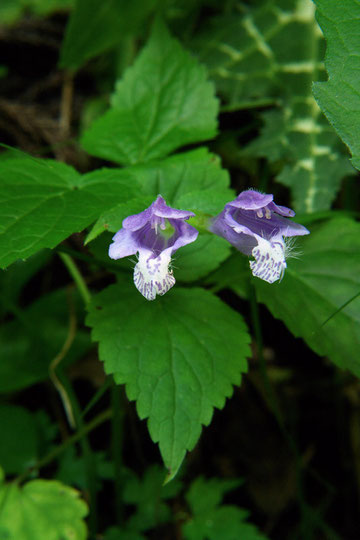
[210,190,310,283]
[109,195,198,300]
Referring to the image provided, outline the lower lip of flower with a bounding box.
[133,251,175,300]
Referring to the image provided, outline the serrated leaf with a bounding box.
[313,0,360,170]
[193,0,353,212]
[86,284,250,478]
[252,218,360,376]
[0,157,138,268]
[59,0,155,70]
[81,21,218,165]
[0,476,88,540]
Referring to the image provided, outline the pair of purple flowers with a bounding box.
[109,191,309,300]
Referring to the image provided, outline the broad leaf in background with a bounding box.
[87,283,250,479]
[193,0,353,212]
[0,158,138,268]
[0,0,73,25]
[313,0,360,170]
[0,469,88,540]
[251,218,360,376]
[81,22,218,165]
[59,0,156,70]
[183,477,268,540]
[0,288,90,392]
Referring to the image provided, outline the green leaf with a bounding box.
[86,148,233,243]
[193,0,353,213]
[184,477,268,540]
[0,157,138,268]
[56,448,113,490]
[123,465,182,531]
[175,235,231,282]
[205,252,250,298]
[0,288,90,392]
[86,284,250,479]
[81,22,218,165]
[313,0,360,170]
[252,218,360,376]
[0,406,37,475]
[59,0,156,70]
[0,475,88,540]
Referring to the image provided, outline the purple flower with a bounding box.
[109,195,198,300]
[210,189,310,283]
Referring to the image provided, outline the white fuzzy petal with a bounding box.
[133,251,175,300]
[250,237,286,283]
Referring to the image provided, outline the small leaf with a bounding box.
[0,477,88,540]
[86,284,250,478]
[59,0,156,70]
[313,0,360,170]
[81,22,218,165]
[123,465,182,532]
[184,477,268,540]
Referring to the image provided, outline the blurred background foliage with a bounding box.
[0,0,359,539]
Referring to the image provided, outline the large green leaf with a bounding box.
[251,218,360,376]
[86,283,250,479]
[81,22,218,165]
[0,470,88,540]
[0,157,137,268]
[313,0,360,170]
[193,0,353,212]
[59,0,156,70]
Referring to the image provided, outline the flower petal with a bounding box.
[133,251,175,300]
[228,190,273,211]
[250,237,286,283]
[152,195,195,220]
[109,228,138,259]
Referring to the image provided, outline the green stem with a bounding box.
[111,383,125,526]
[59,252,91,305]
[55,245,128,273]
[16,408,112,483]
[56,374,99,535]
[248,282,307,523]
